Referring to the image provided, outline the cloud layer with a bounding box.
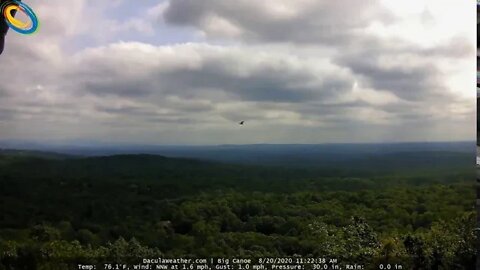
[0,0,474,144]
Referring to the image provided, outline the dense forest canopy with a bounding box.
[0,149,476,269]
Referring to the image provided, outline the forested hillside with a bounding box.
[0,152,476,269]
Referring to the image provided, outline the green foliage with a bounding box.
[0,153,476,269]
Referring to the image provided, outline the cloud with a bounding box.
[70,43,353,104]
[334,35,474,102]
[161,0,394,44]
[0,0,474,144]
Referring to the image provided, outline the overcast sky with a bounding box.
[0,0,475,145]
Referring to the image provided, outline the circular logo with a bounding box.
[1,1,39,35]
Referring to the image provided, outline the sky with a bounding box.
[0,0,475,145]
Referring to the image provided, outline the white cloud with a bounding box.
[0,0,474,144]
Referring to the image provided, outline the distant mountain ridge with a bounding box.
[0,141,473,168]
[0,141,473,173]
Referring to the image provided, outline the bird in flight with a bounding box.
[239,121,245,125]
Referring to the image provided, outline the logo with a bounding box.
[1,0,39,35]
